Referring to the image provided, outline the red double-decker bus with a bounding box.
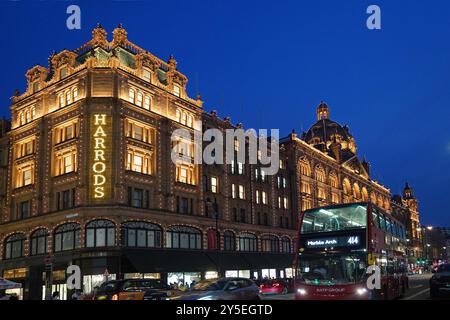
[294,202,408,300]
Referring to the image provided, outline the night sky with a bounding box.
[0,0,449,226]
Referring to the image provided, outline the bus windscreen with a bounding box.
[301,204,367,234]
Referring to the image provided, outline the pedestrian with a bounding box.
[71,290,80,300]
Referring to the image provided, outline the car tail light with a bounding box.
[273,283,280,287]
[112,294,119,300]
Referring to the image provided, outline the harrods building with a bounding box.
[0,25,419,299]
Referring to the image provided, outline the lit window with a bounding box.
[129,89,135,103]
[133,155,143,172]
[23,169,32,186]
[261,169,266,181]
[137,93,143,106]
[144,96,150,110]
[284,197,288,209]
[173,85,180,97]
[31,107,36,120]
[278,196,281,208]
[66,91,72,105]
[239,185,245,199]
[176,109,181,122]
[234,139,240,152]
[19,112,24,125]
[256,190,260,204]
[180,167,188,183]
[66,126,74,140]
[237,162,244,174]
[283,178,287,188]
[181,112,187,125]
[257,150,262,161]
[279,160,284,169]
[262,191,267,205]
[25,141,33,156]
[63,154,73,173]
[211,177,218,193]
[143,69,152,82]
[187,115,193,128]
[232,184,236,199]
[73,87,78,100]
[134,126,143,141]
[59,94,64,108]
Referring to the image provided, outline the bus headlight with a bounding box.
[297,288,307,295]
[356,288,368,295]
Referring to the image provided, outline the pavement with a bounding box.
[262,274,443,300]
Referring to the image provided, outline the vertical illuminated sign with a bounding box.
[90,113,112,202]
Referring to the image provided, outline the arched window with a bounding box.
[353,183,361,200]
[223,231,235,251]
[315,166,326,183]
[59,67,68,78]
[19,112,24,125]
[54,223,80,252]
[59,94,65,108]
[361,187,369,202]
[281,237,291,253]
[166,226,202,249]
[73,87,78,101]
[207,229,219,250]
[4,234,26,259]
[136,92,143,106]
[175,109,181,122]
[237,233,257,252]
[121,221,162,248]
[30,106,36,120]
[128,88,135,103]
[261,235,279,253]
[86,220,115,248]
[66,91,72,105]
[329,172,338,188]
[144,96,151,110]
[299,159,311,177]
[30,229,48,256]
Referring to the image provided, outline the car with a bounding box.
[430,263,450,299]
[93,279,176,300]
[259,279,289,295]
[170,278,260,300]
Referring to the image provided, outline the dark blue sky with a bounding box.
[1,0,449,226]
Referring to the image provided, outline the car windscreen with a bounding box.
[191,279,228,291]
[122,279,166,291]
[97,281,119,294]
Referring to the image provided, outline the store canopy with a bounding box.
[0,277,22,290]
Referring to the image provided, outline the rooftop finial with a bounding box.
[316,101,330,121]
[91,23,108,47]
[112,24,128,46]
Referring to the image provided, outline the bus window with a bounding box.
[380,215,387,231]
[372,209,380,229]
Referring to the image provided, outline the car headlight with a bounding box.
[297,288,307,295]
[198,295,213,300]
[357,288,368,295]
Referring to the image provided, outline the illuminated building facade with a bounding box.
[0,25,403,299]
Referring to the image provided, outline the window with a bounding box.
[238,233,257,252]
[284,196,288,209]
[54,223,80,252]
[64,154,73,173]
[126,150,152,175]
[261,236,279,253]
[256,190,260,204]
[133,189,143,208]
[32,82,39,93]
[60,67,68,78]
[262,191,267,205]
[176,165,195,184]
[137,93,143,106]
[281,237,291,253]
[121,221,162,248]
[143,69,152,82]
[240,209,246,223]
[166,226,202,249]
[55,152,76,175]
[86,220,116,248]
[59,94,64,108]
[234,139,240,152]
[181,112,187,125]
[232,184,236,199]
[23,168,32,186]
[144,96,150,110]
[55,122,78,144]
[4,234,26,259]
[176,109,181,122]
[187,115,193,128]
[238,185,245,199]
[129,89,135,103]
[31,229,48,256]
[66,91,72,105]
[18,200,30,219]
[73,87,78,100]
[211,177,218,193]
[173,85,181,97]
[279,159,284,169]
[223,231,235,251]
[237,162,244,175]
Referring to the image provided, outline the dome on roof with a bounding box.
[303,102,357,157]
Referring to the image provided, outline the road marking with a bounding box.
[403,288,429,300]
[409,285,423,289]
